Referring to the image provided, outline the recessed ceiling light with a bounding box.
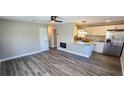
[106,20,111,22]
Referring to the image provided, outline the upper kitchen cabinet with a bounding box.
[97,26,106,36]
[77,24,124,36]
[86,27,98,35]
[86,26,106,36]
[86,27,105,36]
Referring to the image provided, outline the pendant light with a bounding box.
[78,21,87,37]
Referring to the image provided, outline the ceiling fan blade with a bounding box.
[56,16,64,20]
[55,20,63,23]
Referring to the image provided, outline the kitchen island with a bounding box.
[57,42,94,58]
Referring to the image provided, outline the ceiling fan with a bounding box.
[32,16,63,23]
[50,16,63,23]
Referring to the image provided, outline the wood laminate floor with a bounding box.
[0,48,122,76]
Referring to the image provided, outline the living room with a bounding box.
[0,0,124,93]
[0,16,124,76]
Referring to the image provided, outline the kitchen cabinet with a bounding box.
[86,27,98,35]
[86,27,106,36]
[93,42,105,53]
[97,28,106,36]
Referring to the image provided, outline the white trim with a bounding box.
[120,57,124,76]
[0,50,43,62]
[57,48,90,58]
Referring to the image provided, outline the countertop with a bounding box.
[73,41,94,46]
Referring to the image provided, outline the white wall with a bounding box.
[0,19,48,61]
[56,23,74,48]
[56,23,94,58]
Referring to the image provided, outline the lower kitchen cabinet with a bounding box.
[93,42,105,53]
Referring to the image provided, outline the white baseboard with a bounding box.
[57,48,90,58]
[120,57,124,76]
[0,50,43,62]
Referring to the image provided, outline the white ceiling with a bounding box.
[0,16,124,24]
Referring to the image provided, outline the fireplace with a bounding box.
[60,42,66,48]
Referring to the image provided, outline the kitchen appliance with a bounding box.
[103,29,124,57]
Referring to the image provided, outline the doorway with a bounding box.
[48,25,57,48]
[53,29,57,48]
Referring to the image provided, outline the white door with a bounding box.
[39,27,49,51]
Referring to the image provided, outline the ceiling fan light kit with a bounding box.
[51,16,63,23]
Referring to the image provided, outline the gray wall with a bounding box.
[0,19,47,60]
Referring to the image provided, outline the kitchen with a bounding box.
[73,22,124,58]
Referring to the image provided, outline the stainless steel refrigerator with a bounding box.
[103,29,124,57]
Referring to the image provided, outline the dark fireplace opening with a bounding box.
[60,42,66,48]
